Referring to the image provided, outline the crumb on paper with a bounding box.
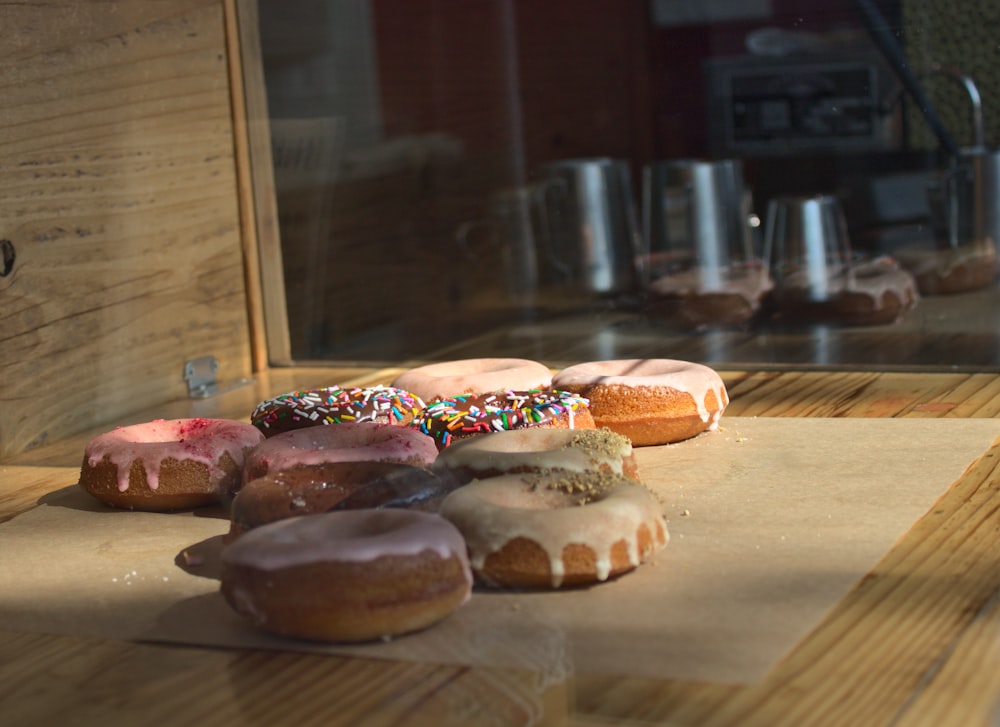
[681,508,691,517]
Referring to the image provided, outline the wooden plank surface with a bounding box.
[2,368,1000,726]
[0,0,253,458]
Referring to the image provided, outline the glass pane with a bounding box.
[256,0,1000,370]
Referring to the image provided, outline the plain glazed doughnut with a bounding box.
[552,359,728,446]
[79,418,264,511]
[771,257,919,325]
[250,385,425,437]
[391,358,552,401]
[412,389,595,448]
[440,470,667,588]
[646,265,774,328]
[220,510,473,643]
[227,461,451,540]
[242,421,438,485]
[433,428,639,484]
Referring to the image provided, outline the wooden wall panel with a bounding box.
[0,0,253,458]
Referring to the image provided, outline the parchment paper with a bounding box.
[0,417,996,684]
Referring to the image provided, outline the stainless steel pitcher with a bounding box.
[642,159,755,284]
[538,157,642,295]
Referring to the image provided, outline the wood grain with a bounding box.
[3,369,1000,726]
[0,0,253,458]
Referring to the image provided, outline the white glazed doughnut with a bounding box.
[391,358,552,401]
[440,470,667,588]
[552,359,728,446]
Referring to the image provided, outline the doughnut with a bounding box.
[771,257,919,325]
[440,470,667,588]
[79,418,264,511]
[894,245,996,295]
[433,428,639,484]
[227,461,453,540]
[250,385,425,437]
[412,389,595,448]
[391,358,552,401]
[242,421,438,485]
[552,359,728,446]
[646,265,774,328]
[220,509,473,643]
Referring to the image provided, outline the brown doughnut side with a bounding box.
[772,288,914,326]
[221,551,471,642]
[478,521,665,588]
[79,452,242,511]
[647,291,758,328]
[577,383,725,446]
[913,258,996,295]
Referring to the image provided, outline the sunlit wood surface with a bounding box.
[2,367,1000,726]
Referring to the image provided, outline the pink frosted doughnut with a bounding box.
[391,358,552,401]
[243,421,438,485]
[220,509,473,642]
[79,418,265,511]
[552,359,729,446]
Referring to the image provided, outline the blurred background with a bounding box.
[253,0,1000,370]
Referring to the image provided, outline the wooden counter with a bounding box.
[3,367,1000,726]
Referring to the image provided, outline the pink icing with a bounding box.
[648,266,774,308]
[391,358,552,401]
[243,421,438,481]
[552,359,729,428]
[782,257,918,310]
[84,418,264,492]
[221,510,472,582]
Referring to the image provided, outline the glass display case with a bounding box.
[249,0,1000,370]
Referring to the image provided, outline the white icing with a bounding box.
[392,358,552,401]
[440,472,668,588]
[552,359,729,424]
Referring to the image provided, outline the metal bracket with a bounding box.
[183,356,219,398]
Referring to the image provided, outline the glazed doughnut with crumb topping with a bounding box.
[79,418,264,511]
[412,389,595,448]
[251,385,425,437]
[553,359,728,446]
[433,428,639,483]
[220,509,473,643]
[440,470,667,588]
[243,421,438,485]
[391,358,552,401]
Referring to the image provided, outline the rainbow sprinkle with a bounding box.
[413,389,590,446]
[251,385,425,436]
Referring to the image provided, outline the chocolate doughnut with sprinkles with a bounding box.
[413,389,595,448]
[251,385,425,437]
